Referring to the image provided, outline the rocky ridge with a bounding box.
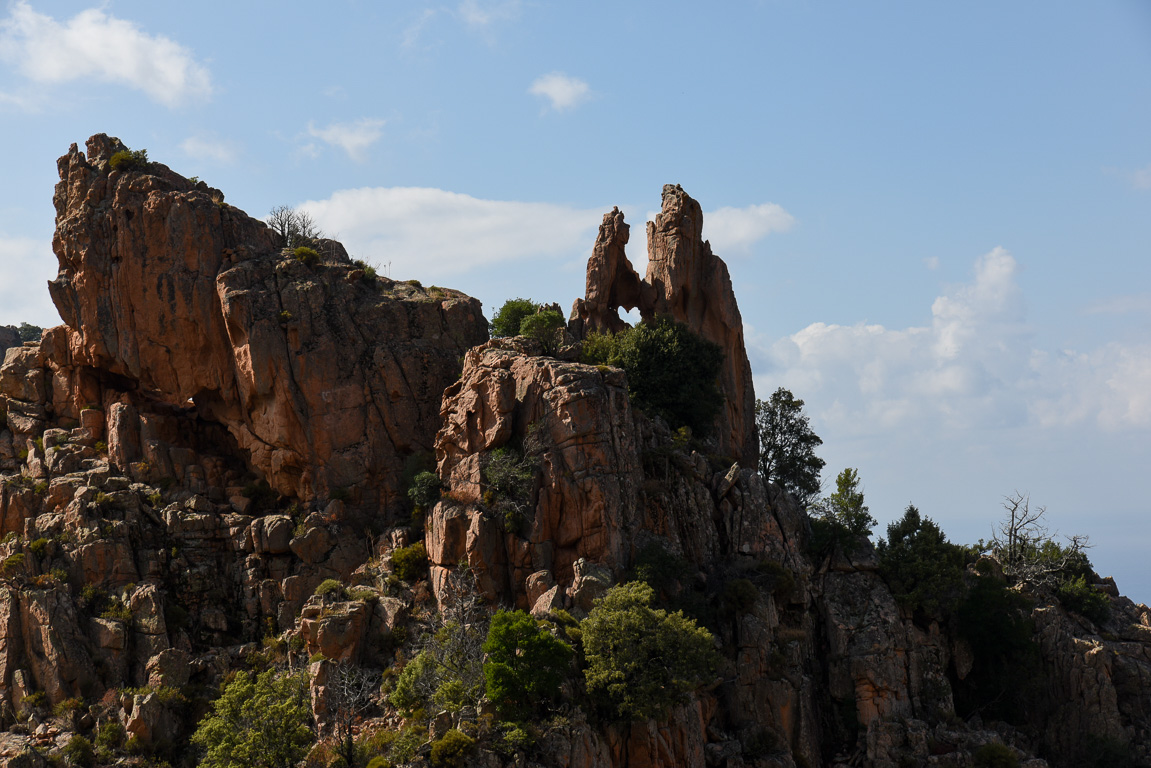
[0,136,1145,767]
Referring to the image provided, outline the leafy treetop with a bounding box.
[755,387,825,506]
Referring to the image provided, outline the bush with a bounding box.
[519,309,565,356]
[2,552,25,576]
[95,720,125,750]
[721,578,759,616]
[407,471,442,511]
[190,669,314,768]
[293,246,320,266]
[429,728,475,768]
[582,316,724,437]
[582,581,719,720]
[483,610,573,720]
[29,538,48,558]
[391,542,427,582]
[62,735,96,768]
[481,447,535,507]
[490,298,538,338]
[876,505,969,623]
[973,742,1019,768]
[1056,574,1111,625]
[17,322,42,343]
[315,579,345,599]
[108,148,149,172]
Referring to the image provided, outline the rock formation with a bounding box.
[47,135,487,511]
[0,137,1146,767]
[570,185,758,467]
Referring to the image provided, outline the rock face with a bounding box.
[0,138,1147,768]
[570,185,757,466]
[49,135,487,508]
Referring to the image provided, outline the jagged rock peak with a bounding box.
[46,134,487,511]
[570,185,758,466]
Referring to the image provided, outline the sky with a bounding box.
[1,1,1148,602]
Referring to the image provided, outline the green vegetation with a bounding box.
[28,537,48,558]
[108,148,150,172]
[2,552,25,576]
[809,468,876,556]
[580,316,724,437]
[519,308,566,355]
[581,581,719,720]
[17,322,42,342]
[293,246,320,267]
[315,579,346,599]
[876,505,969,623]
[755,387,825,506]
[391,541,427,582]
[483,610,573,721]
[973,742,1019,768]
[429,728,476,768]
[489,298,539,338]
[407,470,442,512]
[62,735,96,768]
[190,669,313,768]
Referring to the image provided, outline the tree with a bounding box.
[755,388,825,506]
[327,661,381,768]
[519,308,566,356]
[987,492,1090,588]
[266,205,321,248]
[809,468,877,555]
[602,316,725,438]
[581,581,719,721]
[876,504,968,622]
[16,322,42,343]
[190,669,314,768]
[489,298,539,338]
[483,610,572,721]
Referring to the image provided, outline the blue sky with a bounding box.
[1,1,1149,602]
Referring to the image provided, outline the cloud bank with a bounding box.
[755,247,1151,437]
[0,1,211,108]
[306,119,387,162]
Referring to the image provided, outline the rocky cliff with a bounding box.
[0,137,1146,768]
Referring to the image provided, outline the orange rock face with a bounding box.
[570,185,757,466]
[48,135,487,510]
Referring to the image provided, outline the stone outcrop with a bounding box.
[48,135,487,509]
[0,137,1147,768]
[570,185,757,466]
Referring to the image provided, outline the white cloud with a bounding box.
[457,0,521,28]
[299,187,602,280]
[703,202,795,255]
[1081,292,1151,316]
[403,8,438,49]
[754,246,1151,437]
[180,135,238,164]
[0,1,211,108]
[529,72,591,112]
[0,235,61,327]
[306,118,387,162]
[1132,163,1151,190]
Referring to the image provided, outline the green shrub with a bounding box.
[721,577,759,616]
[20,690,47,714]
[191,669,314,768]
[28,538,48,558]
[973,742,1019,768]
[482,447,535,508]
[429,728,475,768]
[100,600,133,624]
[32,480,48,495]
[2,552,25,575]
[519,309,565,356]
[877,505,969,623]
[582,316,724,437]
[1056,574,1111,625]
[315,579,345,599]
[490,298,538,338]
[241,480,278,515]
[95,720,125,749]
[391,542,427,582]
[483,610,573,720]
[407,471,442,511]
[388,651,436,715]
[755,560,796,600]
[62,735,96,768]
[293,246,320,266]
[17,322,42,343]
[108,148,149,172]
[582,581,719,720]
